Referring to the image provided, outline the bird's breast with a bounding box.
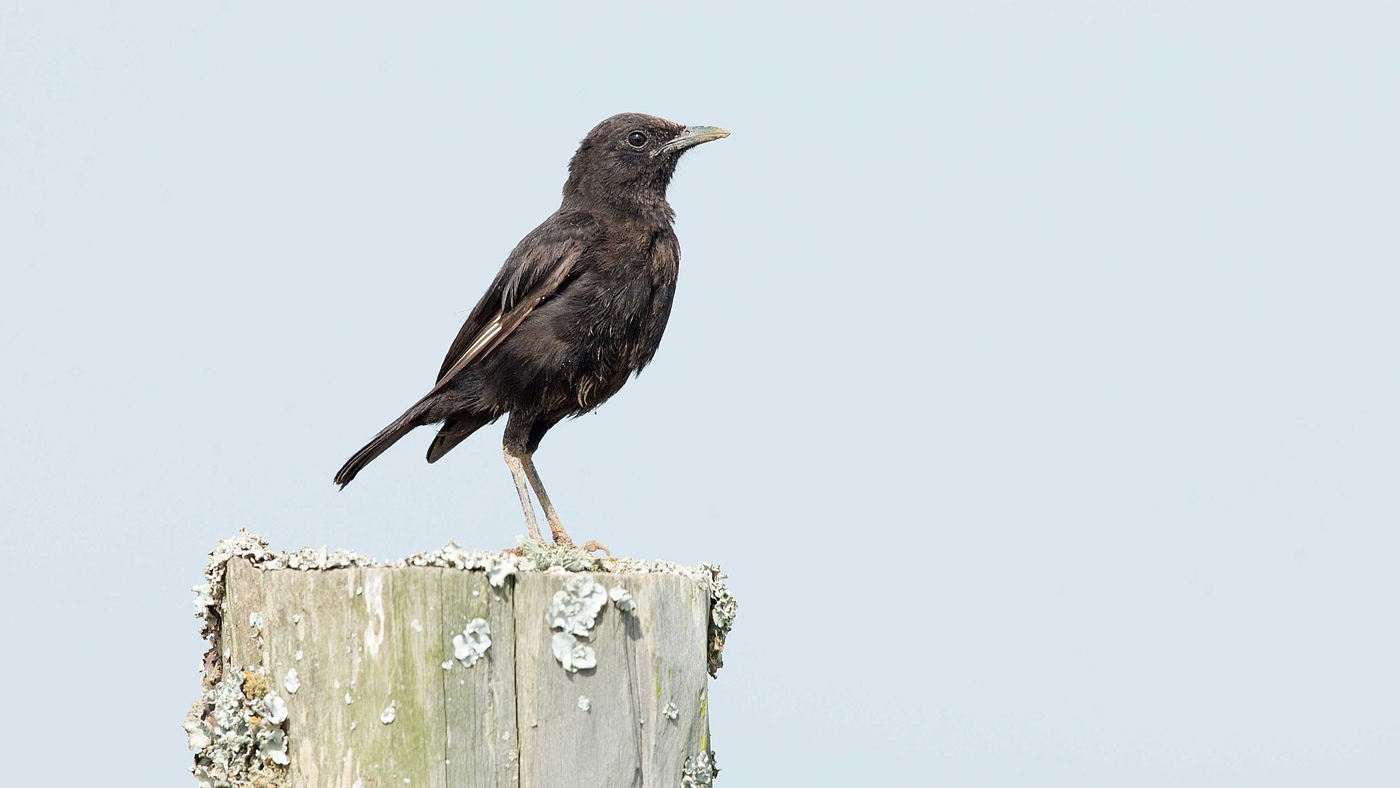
[572,231,678,365]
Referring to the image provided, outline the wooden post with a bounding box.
[186,535,734,788]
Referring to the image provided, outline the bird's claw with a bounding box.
[579,540,611,556]
[545,530,609,556]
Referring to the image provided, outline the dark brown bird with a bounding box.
[334,113,729,552]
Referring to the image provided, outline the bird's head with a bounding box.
[563,113,729,218]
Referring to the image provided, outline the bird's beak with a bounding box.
[655,125,730,157]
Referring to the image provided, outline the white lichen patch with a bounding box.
[258,728,289,767]
[609,585,634,612]
[186,722,211,751]
[452,618,492,667]
[380,701,396,724]
[547,575,608,672]
[663,701,679,721]
[577,695,590,712]
[488,555,519,587]
[283,668,299,695]
[410,618,423,633]
[549,575,608,635]
[680,750,719,788]
[552,632,597,672]
[185,667,291,787]
[263,692,288,725]
[192,583,215,611]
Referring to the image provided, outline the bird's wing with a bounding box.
[429,213,596,395]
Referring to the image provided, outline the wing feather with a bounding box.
[429,212,595,393]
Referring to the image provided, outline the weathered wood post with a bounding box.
[185,534,736,788]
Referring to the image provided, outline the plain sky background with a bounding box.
[1,2,1396,785]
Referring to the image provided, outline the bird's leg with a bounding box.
[520,454,570,545]
[520,455,611,556]
[503,448,545,545]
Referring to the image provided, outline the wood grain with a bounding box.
[221,561,709,788]
[514,572,710,788]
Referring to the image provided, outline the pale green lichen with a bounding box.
[517,536,602,572]
[547,575,608,672]
[699,564,737,677]
[680,750,719,788]
[451,618,492,667]
[553,631,597,672]
[609,585,635,612]
[184,667,291,787]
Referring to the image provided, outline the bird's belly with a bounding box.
[482,275,670,417]
[575,294,652,356]
[564,277,671,407]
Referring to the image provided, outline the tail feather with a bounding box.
[334,402,430,488]
[426,414,493,464]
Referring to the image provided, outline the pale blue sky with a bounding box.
[1,3,1397,785]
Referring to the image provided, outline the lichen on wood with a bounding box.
[681,750,719,788]
[183,667,291,788]
[187,531,737,787]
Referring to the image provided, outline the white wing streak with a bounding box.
[425,250,578,398]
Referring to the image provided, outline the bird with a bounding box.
[334,113,729,553]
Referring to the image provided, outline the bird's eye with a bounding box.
[626,130,648,148]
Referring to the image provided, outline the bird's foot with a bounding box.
[545,529,610,557]
[579,540,611,556]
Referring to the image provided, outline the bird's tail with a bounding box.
[334,400,432,488]
[426,414,493,464]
